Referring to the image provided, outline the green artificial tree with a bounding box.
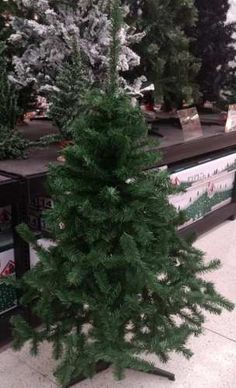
[187,0,236,105]
[126,0,200,110]
[49,48,88,140]
[0,43,28,159]
[10,2,234,387]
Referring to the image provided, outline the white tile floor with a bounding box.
[1,220,236,388]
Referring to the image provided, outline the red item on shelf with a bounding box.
[145,103,155,112]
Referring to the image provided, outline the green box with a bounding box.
[0,282,17,315]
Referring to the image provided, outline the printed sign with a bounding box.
[177,107,203,141]
[225,104,236,133]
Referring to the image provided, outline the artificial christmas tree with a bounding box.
[126,0,200,110]
[7,0,144,95]
[49,48,88,140]
[10,2,233,387]
[188,0,236,104]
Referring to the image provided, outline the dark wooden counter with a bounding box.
[0,145,60,198]
[158,130,236,167]
[0,145,59,178]
[147,120,235,167]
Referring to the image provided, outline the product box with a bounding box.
[169,152,236,227]
[0,249,16,315]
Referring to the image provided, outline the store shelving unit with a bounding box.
[0,174,31,347]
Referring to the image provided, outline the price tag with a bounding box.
[225,104,236,133]
[177,107,203,141]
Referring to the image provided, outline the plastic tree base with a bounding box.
[129,365,175,381]
[66,361,110,387]
[67,362,175,387]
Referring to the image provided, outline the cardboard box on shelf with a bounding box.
[169,152,236,228]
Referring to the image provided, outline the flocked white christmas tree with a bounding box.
[8,0,145,94]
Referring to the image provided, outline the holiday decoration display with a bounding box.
[10,3,234,387]
[169,152,236,227]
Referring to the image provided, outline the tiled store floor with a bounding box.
[1,220,236,388]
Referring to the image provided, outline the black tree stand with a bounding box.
[67,361,175,387]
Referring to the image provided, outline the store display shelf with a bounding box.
[158,130,236,167]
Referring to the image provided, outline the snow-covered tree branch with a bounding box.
[8,0,145,94]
